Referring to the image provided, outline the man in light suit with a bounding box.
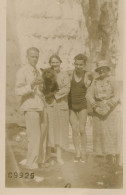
[15,47,48,169]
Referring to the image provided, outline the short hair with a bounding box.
[27,47,39,55]
[74,54,87,63]
[49,54,62,64]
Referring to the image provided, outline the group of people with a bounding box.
[15,47,122,170]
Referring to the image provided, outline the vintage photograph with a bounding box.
[6,0,123,188]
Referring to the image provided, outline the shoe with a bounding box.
[24,163,39,170]
[19,159,27,166]
[65,183,71,188]
[19,159,39,170]
[57,158,64,165]
[39,162,50,168]
[50,159,55,166]
[80,157,86,163]
[73,157,80,163]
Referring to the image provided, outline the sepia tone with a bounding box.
[6,0,123,188]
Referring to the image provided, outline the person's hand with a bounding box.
[95,107,102,115]
[95,105,110,115]
[86,80,92,87]
[91,101,97,108]
[31,78,43,89]
[107,99,117,107]
[87,72,93,81]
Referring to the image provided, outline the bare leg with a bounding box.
[78,109,87,160]
[69,110,80,158]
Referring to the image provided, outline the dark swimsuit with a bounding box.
[69,70,87,112]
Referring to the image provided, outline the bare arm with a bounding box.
[84,71,94,88]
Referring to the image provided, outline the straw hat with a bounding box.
[95,60,110,72]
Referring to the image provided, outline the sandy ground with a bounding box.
[5,122,123,189]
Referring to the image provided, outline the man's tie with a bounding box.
[33,68,38,78]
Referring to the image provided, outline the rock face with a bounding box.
[6,0,121,124]
[14,0,89,70]
[81,0,120,70]
[6,0,89,123]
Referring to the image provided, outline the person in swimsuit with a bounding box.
[68,54,93,163]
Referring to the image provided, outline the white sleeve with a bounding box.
[55,72,70,100]
[15,69,34,96]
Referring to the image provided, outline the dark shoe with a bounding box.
[65,183,71,188]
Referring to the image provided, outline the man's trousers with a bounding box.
[24,110,47,169]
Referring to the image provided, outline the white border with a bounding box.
[0,0,126,194]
